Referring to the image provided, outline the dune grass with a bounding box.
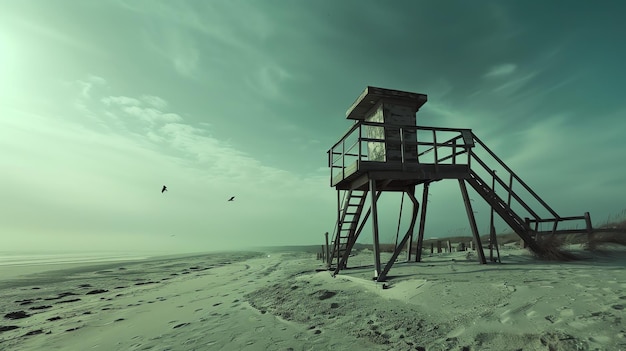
[366,219,626,260]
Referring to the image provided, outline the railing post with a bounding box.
[358,123,362,164]
[507,173,513,207]
[400,127,406,171]
[432,130,438,172]
[328,150,332,186]
[452,143,457,164]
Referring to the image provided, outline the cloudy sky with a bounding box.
[1,1,625,254]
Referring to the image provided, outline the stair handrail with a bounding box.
[470,133,560,220]
[469,153,541,220]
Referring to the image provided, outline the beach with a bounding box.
[1,245,625,350]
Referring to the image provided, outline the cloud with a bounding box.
[0,75,336,252]
[122,106,183,124]
[3,15,106,57]
[77,75,107,98]
[120,1,274,54]
[102,96,141,106]
[141,95,168,109]
[245,64,293,100]
[484,63,517,78]
[491,72,537,95]
[152,27,200,77]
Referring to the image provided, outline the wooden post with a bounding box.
[437,240,442,253]
[447,240,451,253]
[584,212,593,243]
[459,179,487,264]
[370,179,382,279]
[325,232,330,266]
[415,182,430,262]
[430,242,434,254]
[378,190,419,282]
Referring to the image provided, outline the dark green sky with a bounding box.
[1,1,625,253]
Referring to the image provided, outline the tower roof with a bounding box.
[346,86,428,120]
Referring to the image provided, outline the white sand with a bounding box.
[1,246,625,350]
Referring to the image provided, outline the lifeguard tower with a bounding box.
[327,86,592,282]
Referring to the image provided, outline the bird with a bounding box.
[228,196,235,201]
[161,185,168,193]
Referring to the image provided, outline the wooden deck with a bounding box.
[332,161,471,191]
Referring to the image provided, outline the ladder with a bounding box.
[329,190,368,270]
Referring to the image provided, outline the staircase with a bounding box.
[463,132,589,254]
[329,190,368,270]
[466,170,543,254]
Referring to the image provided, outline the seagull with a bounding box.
[161,185,168,193]
[228,196,235,201]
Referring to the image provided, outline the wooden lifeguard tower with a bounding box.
[327,86,592,282]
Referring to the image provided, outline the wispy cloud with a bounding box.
[121,1,276,79]
[77,75,107,99]
[484,63,517,78]
[3,16,106,57]
[245,64,293,100]
[141,95,168,109]
[141,27,200,77]
[491,72,537,95]
[102,96,141,106]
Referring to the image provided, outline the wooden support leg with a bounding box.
[459,179,487,264]
[370,179,382,279]
[405,186,415,262]
[415,182,430,262]
[378,190,419,282]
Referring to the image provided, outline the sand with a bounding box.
[1,245,625,350]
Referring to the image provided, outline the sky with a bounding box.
[1,1,625,254]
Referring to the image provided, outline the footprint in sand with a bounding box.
[23,329,44,336]
[5,311,31,320]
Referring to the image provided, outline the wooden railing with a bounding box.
[327,121,475,185]
[327,121,592,235]
[468,133,591,235]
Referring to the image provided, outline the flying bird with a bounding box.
[161,185,168,193]
[228,196,235,201]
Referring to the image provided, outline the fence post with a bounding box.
[584,212,593,244]
[324,232,330,266]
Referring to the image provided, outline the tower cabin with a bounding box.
[327,86,592,282]
[331,86,472,191]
